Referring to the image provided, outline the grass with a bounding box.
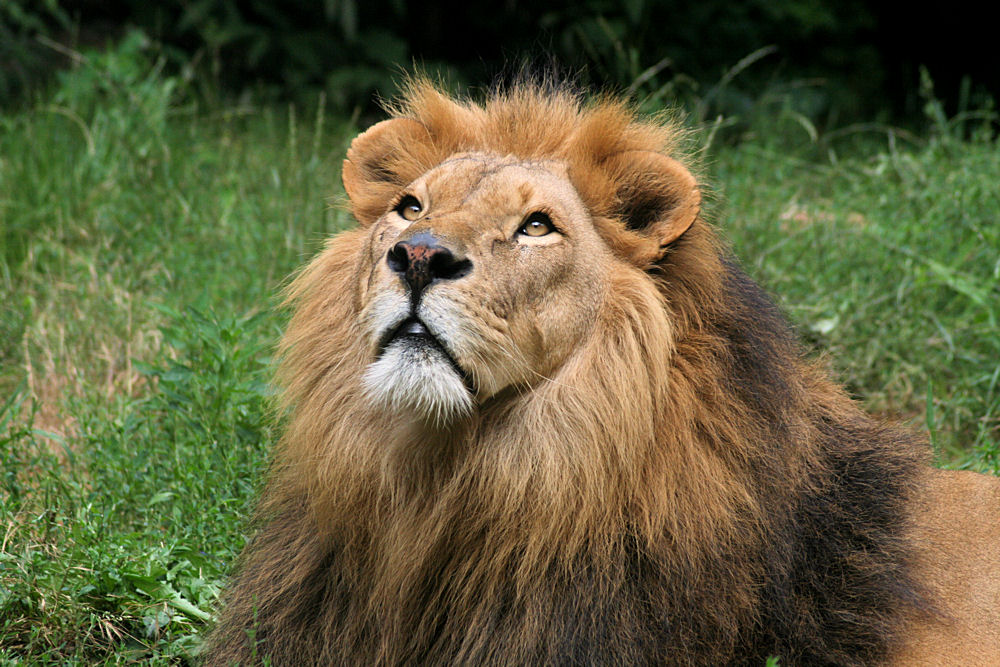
[0,35,352,663]
[1,37,998,663]
[713,118,1000,464]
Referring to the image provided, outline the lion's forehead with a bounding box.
[420,153,578,214]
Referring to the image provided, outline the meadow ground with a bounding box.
[1,41,998,664]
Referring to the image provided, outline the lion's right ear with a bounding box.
[342,118,430,226]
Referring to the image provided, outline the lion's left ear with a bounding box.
[342,118,430,226]
[602,150,701,264]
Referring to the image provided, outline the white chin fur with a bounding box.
[362,340,473,425]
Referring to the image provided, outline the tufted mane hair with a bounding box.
[347,77,689,226]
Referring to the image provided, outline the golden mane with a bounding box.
[206,79,929,665]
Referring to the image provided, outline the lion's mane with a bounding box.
[205,81,927,665]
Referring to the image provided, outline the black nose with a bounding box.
[386,232,472,300]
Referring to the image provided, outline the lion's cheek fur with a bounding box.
[478,241,614,387]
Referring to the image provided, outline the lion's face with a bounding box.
[338,97,701,426]
[356,153,611,423]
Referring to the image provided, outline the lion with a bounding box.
[204,79,1000,666]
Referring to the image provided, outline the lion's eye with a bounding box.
[518,212,555,237]
[395,195,423,221]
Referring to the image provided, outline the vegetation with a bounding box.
[4,0,997,123]
[1,33,998,664]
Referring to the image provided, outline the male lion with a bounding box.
[205,80,1000,665]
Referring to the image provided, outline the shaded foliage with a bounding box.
[2,0,997,123]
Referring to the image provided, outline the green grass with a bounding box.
[714,121,1000,464]
[1,39,998,663]
[1,37,352,663]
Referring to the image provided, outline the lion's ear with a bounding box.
[342,118,430,226]
[603,150,700,264]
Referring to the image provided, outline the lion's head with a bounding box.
[339,84,701,426]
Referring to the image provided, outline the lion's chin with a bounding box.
[362,339,474,425]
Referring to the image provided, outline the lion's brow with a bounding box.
[455,162,551,208]
[456,166,508,207]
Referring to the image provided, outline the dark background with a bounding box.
[2,0,997,127]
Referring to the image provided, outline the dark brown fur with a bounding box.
[204,81,929,665]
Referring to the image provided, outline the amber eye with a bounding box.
[395,195,423,221]
[518,212,555,237]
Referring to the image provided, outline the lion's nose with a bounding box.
[387,232,472,300]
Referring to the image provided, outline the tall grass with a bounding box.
[1,34,350,663]
[1,36,998,663]
[714,115,1000,464]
